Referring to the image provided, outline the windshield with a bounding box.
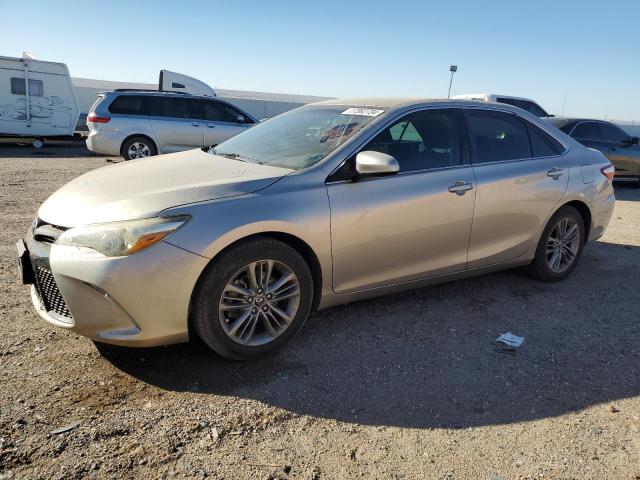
[212,105,386,169]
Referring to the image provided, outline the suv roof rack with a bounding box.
[113,89,189,95]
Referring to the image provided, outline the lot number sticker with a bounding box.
[341,107,385,117]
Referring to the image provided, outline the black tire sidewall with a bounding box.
[532,206,585,282]
[122,137,156,160]
[192,238,313,360]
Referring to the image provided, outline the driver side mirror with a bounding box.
[628,136,639,145]
[355,151,399,177]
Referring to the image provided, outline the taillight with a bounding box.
[600,164,615,180]
[87,113,110,123]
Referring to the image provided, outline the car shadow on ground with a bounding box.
[99,238,640,430]
[613,182,640,201]
[0,142,99,158]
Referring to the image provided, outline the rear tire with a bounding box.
[528,205,585,282]
[192,237,313,360]
[122,136,157,160]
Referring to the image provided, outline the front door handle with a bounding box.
[207,124,216,128]
[448,181,474,195]
[547,167,564,179]
[192,122,200,127]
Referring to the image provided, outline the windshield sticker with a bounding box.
[341,107,385,117]
[320,122,359,143]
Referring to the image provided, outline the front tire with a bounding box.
[192,237,313,360]
[528,205,585,282]
[122,136,157,160]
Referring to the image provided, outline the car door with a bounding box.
[327,108,476,293]
[465,108,569,268]
[202,100,254,146]
[148,96,204,153]
[597,122,640,177]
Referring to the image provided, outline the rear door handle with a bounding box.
[192,122,201,127]
[448,181,474,195]
[207,124,216,128]
[547,167,564,179]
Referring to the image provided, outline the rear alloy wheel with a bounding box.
[528,206,585,282]
[192,238,313,360]
[122,136,157,160]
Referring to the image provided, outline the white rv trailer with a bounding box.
[0,53,80,143]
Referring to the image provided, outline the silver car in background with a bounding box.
[86,90,257,160]
[19,98,615,360]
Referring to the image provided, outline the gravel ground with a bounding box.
[1,144,639,480]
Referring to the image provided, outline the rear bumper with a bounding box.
[86,130,124,156]
[588,192,615,241]
[23,226,209,347]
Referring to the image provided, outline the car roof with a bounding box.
[454,93,540,102]
[311,97,509,110]
[107,89,217,100]
[547,117,615,127]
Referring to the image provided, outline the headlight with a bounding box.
[56,215,190,257]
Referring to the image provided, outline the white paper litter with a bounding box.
[495,332,524,348]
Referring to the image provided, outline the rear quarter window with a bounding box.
[108,96,147,115]
[527,124,562,157]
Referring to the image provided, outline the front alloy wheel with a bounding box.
[219,260,301,346]
[192,237,313,360]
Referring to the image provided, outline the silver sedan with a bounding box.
[19,98,616,359]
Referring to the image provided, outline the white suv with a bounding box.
[86,90,257,160]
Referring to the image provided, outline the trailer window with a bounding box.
[11,78,44,97]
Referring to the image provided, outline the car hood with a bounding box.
[38,149,293,227]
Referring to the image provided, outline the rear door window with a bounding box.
[466,109,532,163]
[108,96,147,115]
[572,122,602,141]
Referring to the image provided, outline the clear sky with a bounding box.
[2,0,639,120]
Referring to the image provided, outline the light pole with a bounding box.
[447,65,457,98]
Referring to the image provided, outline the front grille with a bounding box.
[34,267,72,319]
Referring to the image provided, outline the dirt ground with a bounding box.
[1,143,639,480]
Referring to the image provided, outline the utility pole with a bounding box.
[561,91,568,115]
[448,65,457,98]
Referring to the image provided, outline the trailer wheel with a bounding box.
[32,138,44,149]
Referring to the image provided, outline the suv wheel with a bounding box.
[122,136,157,160]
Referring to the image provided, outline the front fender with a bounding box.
[160,175,333,304]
